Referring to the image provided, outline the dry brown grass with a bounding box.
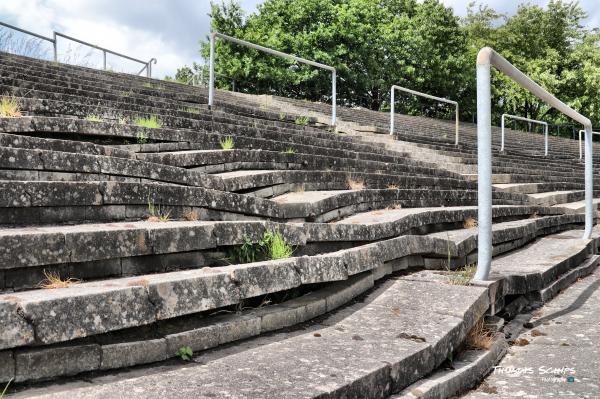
[127,278,149,287]
[466,318,495,350]
[184,210,200,221]
[0,96,22,117]
[346,176,366,190]
[386,203,403,210]
[387,184,399,190]
[37,270,81,289]
[447,263,477,285]
[463,217,478,229]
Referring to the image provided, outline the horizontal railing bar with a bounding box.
[209,31,337,125]
[0,21,54,43]
[213,32,335,72]
[54,32,148,65]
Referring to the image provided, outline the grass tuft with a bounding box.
[294,116,309,126]
[136,131,148,144]
[387,184,399,190]
[346,176,366,190]
[466,318,496,350]
[265,231,294,260]
[283,147,296,154]
[134,115,161,129]
[37,270,81,289]
[219,136,235,150]
[227,230,294,264]
[463,217,478,229]
[147,196,171,222]
[447,263,477,286]
[0,96,22,117]
[84,115,102,122]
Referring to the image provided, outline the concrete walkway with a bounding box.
[464,270,600,398]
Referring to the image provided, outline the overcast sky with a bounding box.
[0,0,598,78]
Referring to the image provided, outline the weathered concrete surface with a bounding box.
[9,272,488,399]
[462,269,600,398]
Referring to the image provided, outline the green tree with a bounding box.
[201,0,468,113]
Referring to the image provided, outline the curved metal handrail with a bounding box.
[475,47,593,281]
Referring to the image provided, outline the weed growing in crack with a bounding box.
[227,231,294,264]
[147,196,171,222]
[175,345,193,361]
[136,130,149,144]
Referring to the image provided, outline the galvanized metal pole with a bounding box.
[500,114,505,152]
[455,104,460,146]
[331,70,337,126]
[53,32,57,61]
[208,32,215,108]
[584,125,594,239]
[103,51,107,70]
[474,51,493,281]
[389,86,395,135]
[544,124,548,156]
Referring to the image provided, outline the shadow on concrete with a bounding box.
[530,273,600,328]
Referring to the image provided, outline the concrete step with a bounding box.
[527,190,585,207]
[9,228,597,397]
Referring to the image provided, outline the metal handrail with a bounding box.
[501,114,548,155]
[475,47,593,282]
[0,21,156,77]
[389,85,459,145]
[0,21,53,43]
[578,129,600,159]
[208,31,337,125]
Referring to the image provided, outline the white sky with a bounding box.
[0,0,598,78]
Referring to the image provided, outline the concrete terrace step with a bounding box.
[526,190,585,206]
[5,272,491,397]
[9,228,599,397]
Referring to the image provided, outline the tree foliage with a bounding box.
[187,0,600,130]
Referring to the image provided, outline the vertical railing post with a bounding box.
[103,50,107,70]
[331,69,337,126]
[500,114,505,152]
[389,86,395,135]
[455,104,459,146]
[53,32,57,62]
[474,51,493,281]
[584,125,593,239]
[544,123,548,156]
[208,32,216,108]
